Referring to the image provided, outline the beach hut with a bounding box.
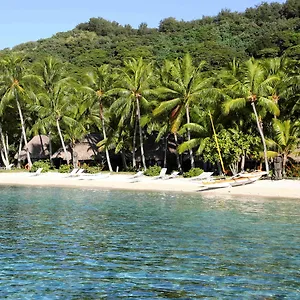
[51,134,104,166]
[15,135,50,162]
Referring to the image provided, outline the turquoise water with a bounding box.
[0,186,299,299]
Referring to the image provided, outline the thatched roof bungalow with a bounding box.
[51,134,104,163]
[15,135,49,161]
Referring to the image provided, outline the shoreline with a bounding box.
[0,172,300,200]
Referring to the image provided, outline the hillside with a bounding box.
[1,0,299,70]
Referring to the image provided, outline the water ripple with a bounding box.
[0,186,299,299]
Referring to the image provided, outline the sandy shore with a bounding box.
[0,172,300,199]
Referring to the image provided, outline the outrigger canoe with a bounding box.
[199,170,267,191]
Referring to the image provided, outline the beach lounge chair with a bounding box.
[74,168,85,177]
[190,172,214,181]
[32,168,43,176]
[163,171,179,180]
[152,168,167,180]
[129,171,144,179]
[129,171,145,183]
[68,168,78,176]
[67,168,85,177]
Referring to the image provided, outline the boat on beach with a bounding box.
[199,170,267,191]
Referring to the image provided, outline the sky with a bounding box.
[1,0,286,50]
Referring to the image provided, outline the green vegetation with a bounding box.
[0,1,299,176]
[183,168,204,178]
[30,160,51,173]
[144,165,162,177]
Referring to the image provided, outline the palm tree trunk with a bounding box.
[174,133,182,173]
[132,117,137,169]
[163,135,168,168]
[241,151,246,171]
[56,118,69,165]
[186,105,195,168]
[49,131,53,167]
[101,118,113,172]
[16,98,32,167]
[0,124,9,168]
[120,150,128,170]
[282,154,287,177]
[136,98,147,170]
[251,102,269,174]
[17,131,23,169]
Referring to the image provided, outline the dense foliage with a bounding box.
[0,0,299,176]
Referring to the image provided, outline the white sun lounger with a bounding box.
[129,171,145,182]
[31,168,43,176]
[163,171,179,180]
[129,171,144,179]
[67,168,85,177]
[190,172,214,181]
[152,168,167,180]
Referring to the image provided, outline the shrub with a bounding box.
[58,164,72,173]
[85,165,103,174]
[30,160,51,173]
[125,165,138,172]
[144,165,162,176]
[183,168,204,178]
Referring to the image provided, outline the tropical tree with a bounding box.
[84,65,116,172]
[0,54,35,167]
[110,57,153,170]
[223,58,280,173]
[31,57,75,165]
[153,53,214,168]
[31,57,77,165]
[267,118,300,175]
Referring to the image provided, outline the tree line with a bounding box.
[0,52,299,176]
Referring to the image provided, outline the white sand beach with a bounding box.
[0,172,300,199]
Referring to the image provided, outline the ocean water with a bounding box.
[0,186,299,299]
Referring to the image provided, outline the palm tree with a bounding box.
[32,57,74,165]
[223,58,280,173]
[110,58,153,170]
[0,54,35,167]
[267,119,300,175]
[153,54,214,169]
[83,65,116,172]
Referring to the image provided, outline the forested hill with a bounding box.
[1,0,300,70]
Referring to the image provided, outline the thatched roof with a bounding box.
[289,153,300,163]
[15,135,49,161]
[52,134,103,161]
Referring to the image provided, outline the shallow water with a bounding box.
[0,186,299,299]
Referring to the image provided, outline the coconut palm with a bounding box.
[267,119,300,175]
[83,65,117,172]
[223,58,280,173]
[0,54,36,167]
[32,57,74,165]
[110,57,153,170]
[153,53,214,168]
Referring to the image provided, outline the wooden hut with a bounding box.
[15,135,50,162]
[51,134,104,165]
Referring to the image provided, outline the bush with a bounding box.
[286,163,300,178]
[58,164,72,173]
[144,165,162,177]
[30,160,51,173]
[85,165,104,174]
[183,168,204,178]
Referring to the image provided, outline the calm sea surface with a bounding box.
[0,186,299,299]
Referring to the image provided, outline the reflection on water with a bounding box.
[0,186,299,299]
